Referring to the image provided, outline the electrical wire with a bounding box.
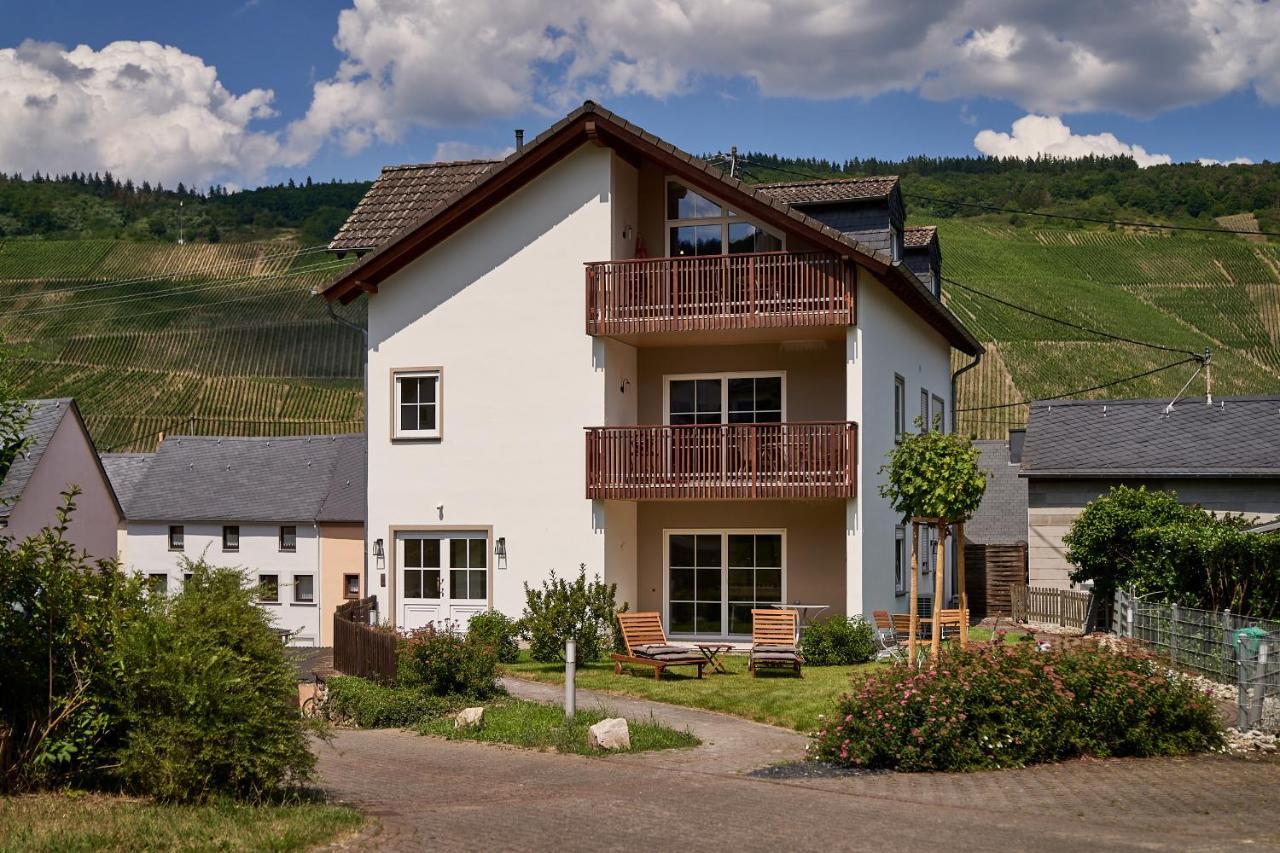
[955,356,1201,412]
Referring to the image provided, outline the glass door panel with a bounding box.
[727,533,783,635]
[668,533,722,636]
[403,537,442,599]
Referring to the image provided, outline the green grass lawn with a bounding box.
[0,792,363,853]
[417,698,700,754]
[503,627,1026,734]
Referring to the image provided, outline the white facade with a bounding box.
[362,142,958,634]
[122,521,325,645]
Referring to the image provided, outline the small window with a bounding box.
[259,574,279,603]
[343,573,360,600]
[894,526,907,596]
[394,370,441,439]
[920,389,930,432]
[147,573,168,595]
[893,375,906,441]
[931,394,946,433]
[183,572,193,586]
[294,574,315,604]
[168,525,184,551]
[279,525,297,552]
[891,224,903,263]
[222,525,239,552]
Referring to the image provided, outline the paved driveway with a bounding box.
[317,721,1280,851]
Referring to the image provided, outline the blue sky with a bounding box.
[3,1,1277,188]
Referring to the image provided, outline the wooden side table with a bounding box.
[696,643,733,675]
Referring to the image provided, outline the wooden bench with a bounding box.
[749,609,803,677]
[610,612,706,681]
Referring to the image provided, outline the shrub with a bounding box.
[466,611,520,664]
[397,624,500,698]
[811,638,1222,772]
[519,565,623,665]
[799,615,876,665]
[324,676,463,728]
[113,559,316,802]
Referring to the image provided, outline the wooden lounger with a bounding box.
[749,609,803,677]
[611,612,706,681]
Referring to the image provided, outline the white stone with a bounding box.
[587,717,631,751]
[454,707,485,729]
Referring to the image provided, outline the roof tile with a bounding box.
[756,176,898,205]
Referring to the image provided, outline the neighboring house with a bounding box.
[112,434,367,646]
[962,437,1029,615]
[0,398,122,559]
[1021,396,1280,589]
[319,102,982,641]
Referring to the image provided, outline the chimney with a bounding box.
[1007,428,1026,464]
[514,129,525,152]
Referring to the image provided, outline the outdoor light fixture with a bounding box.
[372,538,385,560]
[495,537,507,560]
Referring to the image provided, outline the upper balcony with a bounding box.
[585,251,854,339]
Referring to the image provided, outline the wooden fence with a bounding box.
[333,597,397,682]
[1010,584,1091,631]
[963,543,1027,617]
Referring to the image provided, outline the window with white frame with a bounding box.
[394,370,441,439]
[665,180,782,257]
[168,525,184,551]
[259,574,279,603]
[449,537,488,601]
[667,530,784,638]
[147,573,168,595]
[893,374,906,441]
[222,525,239,552]
[931,393,945,433]
[894,525,907,595]
[279,525,297,552]
[293,574,315,604]
[919,389,930,432]
[891,224,903,263]
[666,373,784,425]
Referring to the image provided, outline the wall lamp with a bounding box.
[495,536,507,569]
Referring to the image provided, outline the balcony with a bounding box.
[585,421,857,500]
[585,251,854,337]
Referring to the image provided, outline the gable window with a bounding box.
[894,526,907,596]
[666,180,782,257]
[259,574,279,603]
[293,574,315,604]
[279,525,297,552]
[343,573,360,600]
[147,573,168,595]
[931,393,946,433]
[168,525,184,551]
[893,375,906,441]
[222,525,239,552]
[920,389,930,432]
[394,369,441,440]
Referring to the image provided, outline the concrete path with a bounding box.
[499,675,807,774]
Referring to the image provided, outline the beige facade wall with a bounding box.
[635,500,846,628]
[1027,477,1280,589]
[319,522,365,646]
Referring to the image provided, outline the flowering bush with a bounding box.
[811,638,1222,772]
[397,623,500,698]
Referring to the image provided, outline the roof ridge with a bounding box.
[757,175,899,188]
[381,160,499,173]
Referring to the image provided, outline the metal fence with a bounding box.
[1114,589,1280,730]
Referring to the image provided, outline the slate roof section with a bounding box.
[100,453,155,516]
[0,399,73,518]
[904,225,937,249]
[1021,396,1280,478]
[329,160,497,252]
[126,434,366,522]
[755,176,898,205]
[967,440,1028,544]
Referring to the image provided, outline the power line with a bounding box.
[955,356,1201,412]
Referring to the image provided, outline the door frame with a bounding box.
[661,527,788,641]
[387,524,493,628]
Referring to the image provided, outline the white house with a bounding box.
[105,434,366,646]
[318,102,982,641]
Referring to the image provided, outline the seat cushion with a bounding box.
[753,644,796,653]
[753,651,800,662]
[633,643,696,658]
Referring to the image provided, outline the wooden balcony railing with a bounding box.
[585,251,854,336]
[585,421,857,500]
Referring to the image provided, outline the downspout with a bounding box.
[324,299,370,607]
[950,351,982,435]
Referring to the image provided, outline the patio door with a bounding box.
[665,530,785,640]
[398,531,489,631]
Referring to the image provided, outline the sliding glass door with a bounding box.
[666,530,785,639]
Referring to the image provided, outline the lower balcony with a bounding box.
[585,421,857,500]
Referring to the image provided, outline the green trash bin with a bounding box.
[1233,626,1268,659]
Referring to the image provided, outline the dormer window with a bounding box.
[666,180,782,257]
[890,224,903,263]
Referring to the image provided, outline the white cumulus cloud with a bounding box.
[1198,156,1254,166]
[974,115,1172,167]
[431,141,513,162]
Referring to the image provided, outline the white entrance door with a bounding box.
[399,532,489,631]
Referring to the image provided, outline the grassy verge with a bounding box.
[0,792,363,853]
[417,698,699,754]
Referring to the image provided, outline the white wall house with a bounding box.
[320,103,983,640]
[106,434,366,647]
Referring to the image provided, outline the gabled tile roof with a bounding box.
[755,176,898,205]
[0,398,72,517]
[1021,396,1280,477]
[904,225,937,249]
[329,160,497,252]
[125,434,366,523]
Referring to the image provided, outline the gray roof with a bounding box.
[1021,396,1280,478]
[966,440,1028,544]
[1,399,73,518]
[99,453,155,516]
[126,434,366,523]
[755,176,898,204]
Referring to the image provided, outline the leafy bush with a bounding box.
[811,638,1222,772]
[397,624,500,698]
[466,611,520,664]
[799,615,875,665]
[519,566,623,665]
[113,559,316,802]
[324,676,463,728]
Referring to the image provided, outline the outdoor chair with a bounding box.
[611,612,706,681]
[749,609,803,677]
[938,608,969,641]
[872,610,908,662]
